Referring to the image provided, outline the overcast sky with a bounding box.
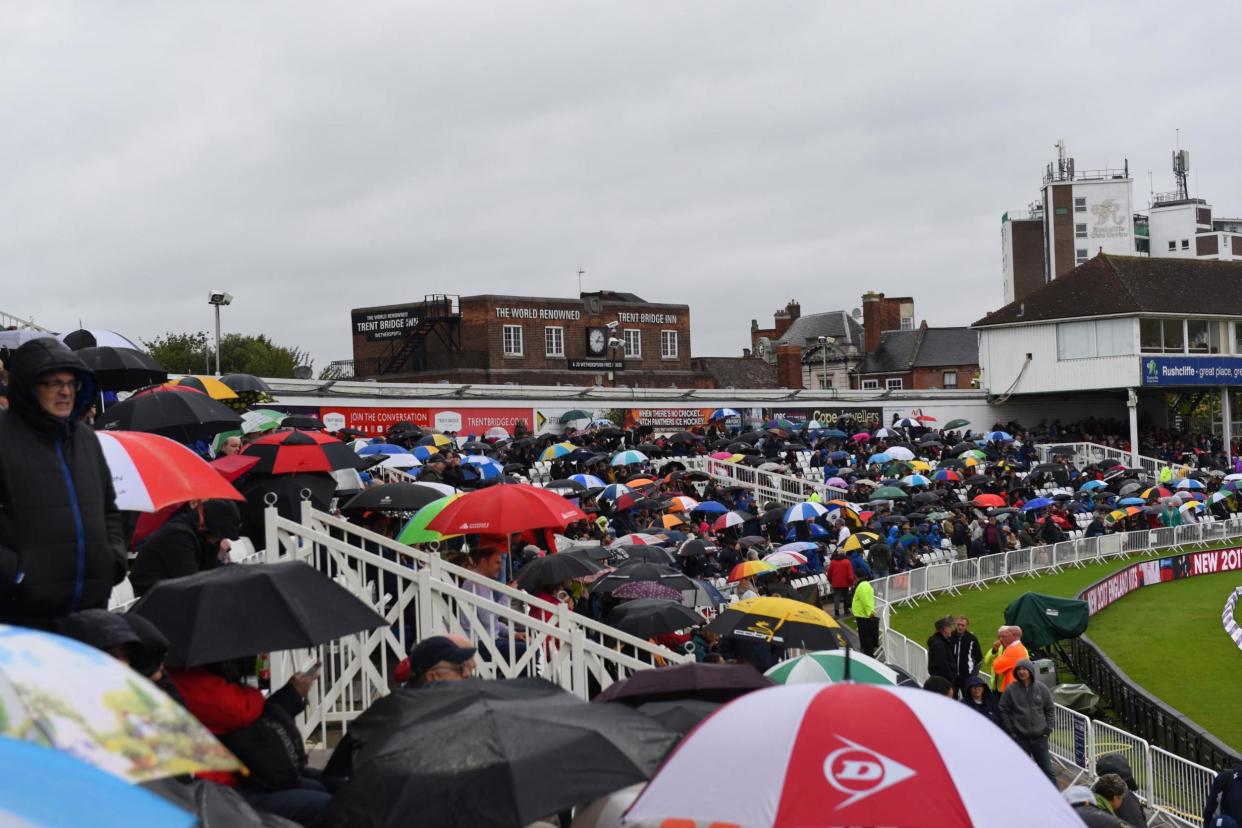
[4,3,1242,370]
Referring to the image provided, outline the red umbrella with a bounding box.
[426,484,587,535]
[210,454,261,482]
[96,431,244,513]
[132,454,258,548]
[241,429,359,475]
[972,493,1006,508]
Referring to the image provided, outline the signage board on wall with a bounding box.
[316,406,534,436]
[1140,355,1242,386]
[567,359,624,371]
[351,307,421,341]
[766,407,884,427]
[1083,546,1242,615]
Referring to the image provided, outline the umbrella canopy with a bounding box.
[1,739,198,828]
[608,532,664,548]
[167,375,239,402]
[97,431,244,512]
[762,550,808,569]
[341,482,450,514]
[626,684,1082,828]
[611,449,649,466]
[872,486,908,500]
[95,389,242,444]
[604,599,704,638]
[708,407,740,420]
[590,561,696,595]
[0,625,239,783]
[569,473,607,488]
[59,328,140,351]
[76,346,167,392]
[728,560,777,582]
[973,493,1007,508]
[634,699,722,736]
[241,429,360,475]
[218,372,272,394]
[839,531,880,553]
[886,446,916,461]
[209,453,260,483]
[130,561,386,667]
[707,596,846,649]
[712,510,752,531]
[239,408,287,434]
[765,649,901,685]
[783,501,828,523]
[593,661,772,705]
[397,495,463,545]
[944,418,970,430]
[611,581,682,601]
[515,553,603,591]
[319,687,676,828]
[539,441,576,461]
[143,777,277,827]
[427,484,586,535]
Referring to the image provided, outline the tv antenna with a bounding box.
[1172,147,1190,200]
[578,269,586,295]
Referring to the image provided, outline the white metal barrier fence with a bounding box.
[1036,441,1165,477]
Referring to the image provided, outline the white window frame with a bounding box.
[885,378,903,390]
[1181,239,1190,250]
[943,371,957,389]
[1075,223,1088,239]
[1168,240,1177,251]
[502,325,523,356]
[660,330,678,359]
[1074,197,1087,213]
[622,329,641,359]
[1076,248,1088,265]
[899,317,915,331]
[861,379,880,390]
[544,326,564,357]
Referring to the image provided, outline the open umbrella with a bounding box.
[728,560,777,582]
[1,739,197,828]
[397,494,463,545]
[0,625,239,783]
[242,429,361,475]
[626,684,1083,828]
[167,375,239,402]
[762,550,808,569]
[130,561,386,667]
[944,418,970,430]
[593,662,772,705]
[871,486,908,500]
[539,441,576,461]
[783,501,828,523]
[427,484,586,536]
[611,449,648,466]
[605,599,704,638]
[76,347,167,392]
[635,700,722,736]
[765,649,900,685]
[839,531,880,553]
[59,329,140,351]
[319,687,676,828]
[590,562,696,595]
[708,407,740,420]
[707,596,846,650]
[239,408,287,434]
[611,581,682,601]
[341,482,449,514]
[97,431,244,512]
[95,389,242,444]
[712,510,753,531]
[515,553,603,591]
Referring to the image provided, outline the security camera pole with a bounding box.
[208,290,234,376]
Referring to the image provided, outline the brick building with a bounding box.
[347,291,713,388]
[852,323,978,391]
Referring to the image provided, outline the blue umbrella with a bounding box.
[1176,478,1205,491]
[462,456,504,480]
[0,737,195,828]
[569,473,606,488]
[709,408,740,420]
[778,541,821,553]
[986,431,1014,442]
[1021,497,1053,511]
[823,429,848,439]
[689,500,729,514]
[786,522,830,541]
[1118,496,1146,506]
[784,502,828,524]
[1079,480,1108,491]
[599,483,634,502]
[357,443,411,456]
[867,452,893,464]
[828,450,850,461]
[411,445,440,461]
[611,449,649,466]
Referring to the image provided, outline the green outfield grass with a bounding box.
[1088,572,1242,752]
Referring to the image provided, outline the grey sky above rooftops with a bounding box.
[4,3,1242,371]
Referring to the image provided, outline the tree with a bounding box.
[143,332,311,378]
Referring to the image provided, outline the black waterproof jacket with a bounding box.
[0,338,126,624]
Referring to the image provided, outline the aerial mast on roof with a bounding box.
[1172,147,1190,201]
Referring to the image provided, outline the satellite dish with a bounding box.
[293,365,313,380]
[851,308,862,319]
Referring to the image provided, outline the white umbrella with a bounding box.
[380,453,422,469]
[886,446,916,461]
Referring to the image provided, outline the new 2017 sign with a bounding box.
[1141,355,1242,386]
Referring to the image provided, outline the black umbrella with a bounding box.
[318,689,676,828]
[560,545,610,564]
[96,389,242,444]
[608,545,676,566]
[667,431,702,444]
[593,661,772,705]
[340,482,450,514]
[590,561,697,595]
[283,415,327,430]
[77,347,167,392]
[219,373,273,395]
[676,538,712,558]
[605,598,704,638]
[515,553,602,591]
[239,472,337,532]
[949,441,977,455]
[760,507,786,525]
[635,699,722,736]
[738,535,768,548]
[131,560,386,667]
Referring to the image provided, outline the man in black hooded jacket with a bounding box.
[0,338,126,627]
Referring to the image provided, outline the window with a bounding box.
[1075,223,1088,239]
[1168,240,1177,251]
[1076,248,1088,265]
[1163,318,1184,352]
[885,378,903,390]
[1139,319,1163,352]
[622,329,641,359]
[861,379,879,390]
[1181,239,1190,250]
[1234,321,1242,354]
[943,371,957,389]
[660,330,678,359]
[1187,320,1210,354]
[820,375,833,389]
[544,326,564,357]
[502,325,523,356]
[899,317,915,331]
[1074,197,1087,213]
[1059,319,1134,359]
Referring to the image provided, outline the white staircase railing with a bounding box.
[1036,441,1166,477]
[680,456,848,506]
[261,501,692,745]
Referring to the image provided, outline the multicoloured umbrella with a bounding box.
[932,468,961,482]
[418,433,455,448]
[783,501,828,524]
[666,495,700,512]
[598,483,633,502]
[97,431,244,512]
[765,650,899,686]
[1139,485,1173,499]
[1175,478,1205,490]
[167,375,239,402]
[609,533,664,547]
[706,596,845,649]
[241,429,360,475]
[762,550,808,569]
[569,473,607,488]
[900,473,931,487]
[462,455,504,480]
[398,494,463,544]
[839,531,880,553]
[728,560,777,582]
[240,408,287,434]
[540,441,576,461]
[0,625,239,783]
[626,684,1083,828]
[712,510,753,531]
[708,408,740,421]
[611,449,649,466]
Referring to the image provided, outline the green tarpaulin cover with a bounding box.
[1003,592,1089,648]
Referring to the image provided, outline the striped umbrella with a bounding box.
[728,560,777,582]
[839,532,880,553]
[783,501,828,523]
[900,474,932,487]
[609,533,665,548]
[569,473,606,488]
[932,468,961,483]
[98,431,244,512]
[611,449,649,466]
[762,550,808,569]
[598,483,633,502]
[666,495,700,512]
[708,408,740,421]
[462,455,504,480]
[1175,478,1205,490]
[539,441,576,461]
[627,684,1083,828]
[712,510,752,531]
[765,650,899,686]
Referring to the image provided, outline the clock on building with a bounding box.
[586,327,607,356]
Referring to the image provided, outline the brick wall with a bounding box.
[911,364,978,390]
[776,344,803,389]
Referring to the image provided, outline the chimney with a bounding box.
[772,306,793,339]
[776,344,803,390]
[742,347,752,358]
[862,291,884,353]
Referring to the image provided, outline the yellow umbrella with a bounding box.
[421,433,455,448]
[707,596,845,648]
[840,531,880,553]
[167,375,238,402]
[909,459,932,473]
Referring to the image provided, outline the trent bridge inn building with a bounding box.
[973,254,1242,462]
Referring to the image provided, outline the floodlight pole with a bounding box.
[214,303,222,376]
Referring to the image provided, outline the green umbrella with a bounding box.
[765,650,899,686]
[872,486,908,499]
[398,495,462,545]
[882,460,912,476]
[944,418,970,430]
[240,408,287,435]
[958,449,987,460]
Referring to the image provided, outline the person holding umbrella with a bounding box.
[0,337,127,628]
[129,500,243,597]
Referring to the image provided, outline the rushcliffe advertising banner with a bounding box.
[1084,547,1242,615]
[1140,355,1242,386]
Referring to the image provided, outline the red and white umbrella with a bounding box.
[711,510,750,531]
[627,683,1081,828]
[98,431,245,513]
[608,533,663,548]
